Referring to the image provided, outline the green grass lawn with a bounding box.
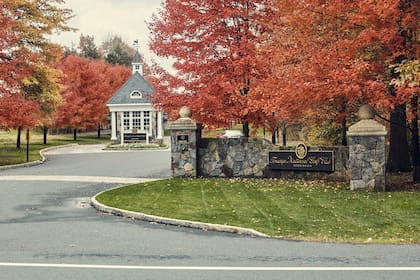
[0,130,109,166]
[96,178,420,244]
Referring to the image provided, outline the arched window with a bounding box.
[130,90,143,99]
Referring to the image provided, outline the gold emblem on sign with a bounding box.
[295,143,308,159]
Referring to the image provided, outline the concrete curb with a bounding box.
[0,144,79,171]
[91,187,269,238]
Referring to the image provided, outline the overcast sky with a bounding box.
[50,0,170,69]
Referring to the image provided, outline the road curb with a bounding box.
[0,144,79,171]
[91,187,269,238]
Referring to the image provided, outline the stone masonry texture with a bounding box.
[349,135,386,191]
[197,138,348,181]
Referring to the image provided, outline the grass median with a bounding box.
[0,130,109,166]
[96,178,420,244]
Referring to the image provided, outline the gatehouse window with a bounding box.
[123,112,130,130]
[143,111,150,131]
[130,90,143,99]
[132,111,141,129]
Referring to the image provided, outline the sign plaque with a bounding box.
[124,133,146,141]
[269,143,334,172]
[177,134,189,144]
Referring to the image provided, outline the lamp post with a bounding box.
[26,128,30,162]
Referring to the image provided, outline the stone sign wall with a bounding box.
[197,138,348,181]
[168,106,388,190]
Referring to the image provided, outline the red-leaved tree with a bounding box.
[54,55,130,139]
[1,0,72,147]
[0,1,39,147]
[260,0,419,180]
[149,0,274,136]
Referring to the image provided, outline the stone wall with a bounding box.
[168,106,387,186]
[197,138,348,181]
[198,138,272,177]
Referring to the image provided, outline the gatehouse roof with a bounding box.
[107,72,154,105]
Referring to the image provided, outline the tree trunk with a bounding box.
[97,124,101,139]
[341,117,347,146]
[16,126,21,149]
[271,128,276,144]
[340,102,347,146]
[243,122,249,137]
[386,104,411,172]
[411,95,419,182]
[240,83,250,138]
[73,128,77,141]
[43,126,48,145]
[281,123,286,146]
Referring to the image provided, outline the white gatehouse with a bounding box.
[107,51,163,144]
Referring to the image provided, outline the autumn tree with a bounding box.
[258,1,397,147]
[149,0,274,136]
[0,1,35,147]
[262,1,418,181]
[22,65,63,144]
[55,55,130,140]
[101,35,135,66]
[383,0,418,178]
[79,34,101,59]
[0,0,73,147]
[391,58,419,181]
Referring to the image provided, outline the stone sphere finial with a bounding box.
[358,104,376,120]
[179,106,192,119]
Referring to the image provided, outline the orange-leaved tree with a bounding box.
[257,0,397,146]
[260,0,418,180]
[148,0,274,136]
[0,1,37,147]
[0,0,73,147]
[54,55,130,140]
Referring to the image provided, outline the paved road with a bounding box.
[0,145,419,279]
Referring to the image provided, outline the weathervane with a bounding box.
[133,39,139,51]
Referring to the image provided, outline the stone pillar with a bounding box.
[111,111,117,141]
[167,107,201,177]
[348,105,387,191]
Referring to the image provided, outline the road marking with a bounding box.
[0,175,158,184]
[0,263,419,271]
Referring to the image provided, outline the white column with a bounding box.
[120,112,124,145]
[111,111,117,141]
[157,110,163,139]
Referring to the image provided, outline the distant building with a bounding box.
[107,51,163,144]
